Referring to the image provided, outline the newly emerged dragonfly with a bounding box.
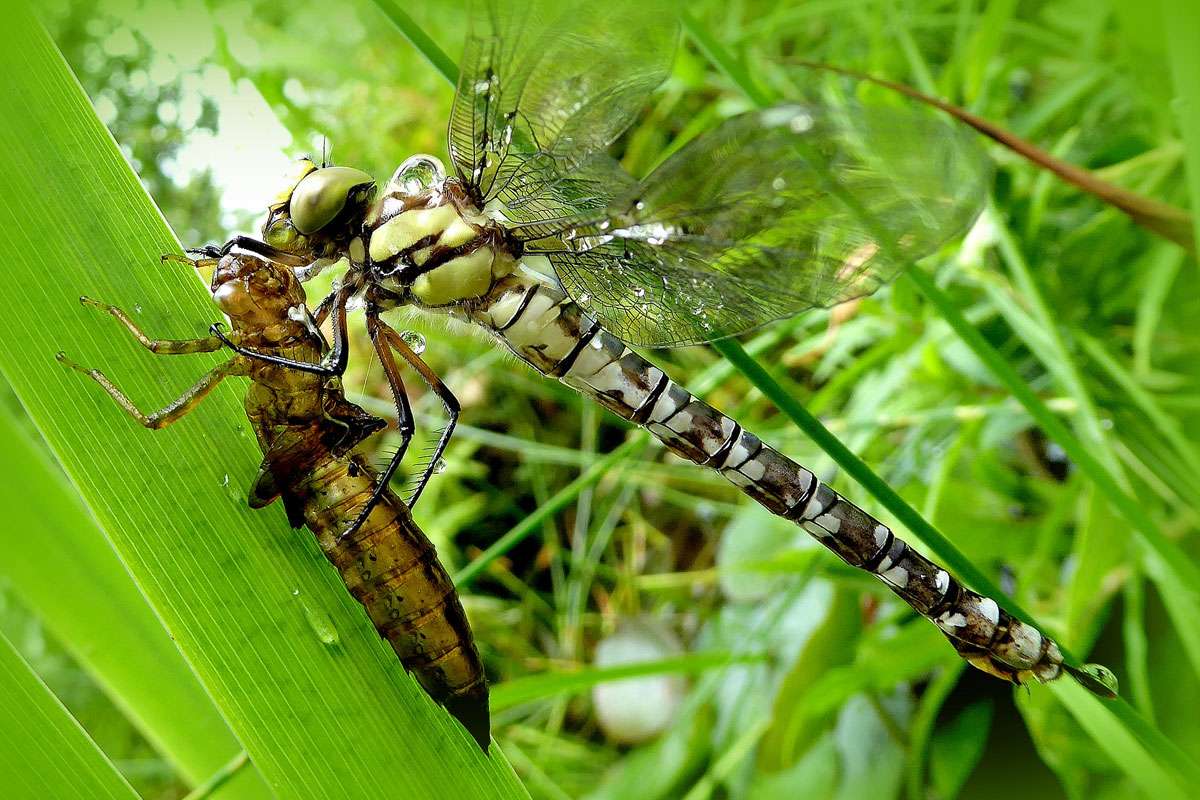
[58,250,490,749]
[201,0,1116,696]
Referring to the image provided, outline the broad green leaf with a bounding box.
[0,398,270,798]
[758,588,861,771]
[0,7,526,798]
[0,630,139,800]
[586,706,713,800]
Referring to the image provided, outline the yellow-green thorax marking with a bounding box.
[362,155,516,307]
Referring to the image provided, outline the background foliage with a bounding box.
[1,0,1197,798]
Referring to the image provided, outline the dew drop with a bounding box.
[134,304,143,314]
[433,457,448,475]
[295,591,339,646]
[1066,662,1119,698]
[632,286,646,298]
[220,474,229,487]
[577,292,591,305]
[771,176,786,191]
[399,330,426,354]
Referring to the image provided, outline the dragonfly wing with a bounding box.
[538,102,990,347]
[449,0,676,207]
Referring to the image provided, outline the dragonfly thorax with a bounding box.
[363,155,516,307]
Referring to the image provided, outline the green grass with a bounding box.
[3,1,1198,798]
[0,631,140,800]
[0,398,272,798]
[0,4,525,798]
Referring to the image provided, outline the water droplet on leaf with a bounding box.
[295,592,339,646]
[433,458,448,475]
[1066,662,1119,698]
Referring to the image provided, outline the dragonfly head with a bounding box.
[262,158,377,261]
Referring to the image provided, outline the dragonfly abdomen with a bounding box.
[293,449,489,746]
[470,273,1064,688]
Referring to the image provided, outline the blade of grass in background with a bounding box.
[491,651,765,713]
[0,630,140,800]
[0,6,526,798]
[1163,0,1200,265]
[0,398,270,798]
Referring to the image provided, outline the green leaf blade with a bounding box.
[0,7,527,798]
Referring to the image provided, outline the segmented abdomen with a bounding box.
[467,273,1063,687]
[291,450,489,746]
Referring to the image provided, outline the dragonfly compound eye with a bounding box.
[290,166,376,235]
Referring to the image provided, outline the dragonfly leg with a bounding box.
[187,235,310,268]
[372,318,459,507]
[335,311,416,543]
[78,296,227,354]
[212,284,352,376]
[56,353,245,429]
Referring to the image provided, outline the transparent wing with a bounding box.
[531,100,991,347]
[448,0,676,212]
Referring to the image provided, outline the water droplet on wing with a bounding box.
[433,458,447,475]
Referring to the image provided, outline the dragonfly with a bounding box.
[199,0,1116,697]
[57,249,490,750]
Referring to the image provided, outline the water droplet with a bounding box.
[577,293,591,305]
[388,154,446,196]
[632,286,646,298]
[220,474,230,487]
[433,458,448,475]
[399,330,426,354]
[294,591,339,646]
[134,304,143,314]
[1066,663,1119,698]
[771,176,786,191]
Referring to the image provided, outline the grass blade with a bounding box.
[0,630,140,800]
[491,651,763,712]
[0,399,271,798]
[1163,0,1200,265]
[0,7,526,797]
